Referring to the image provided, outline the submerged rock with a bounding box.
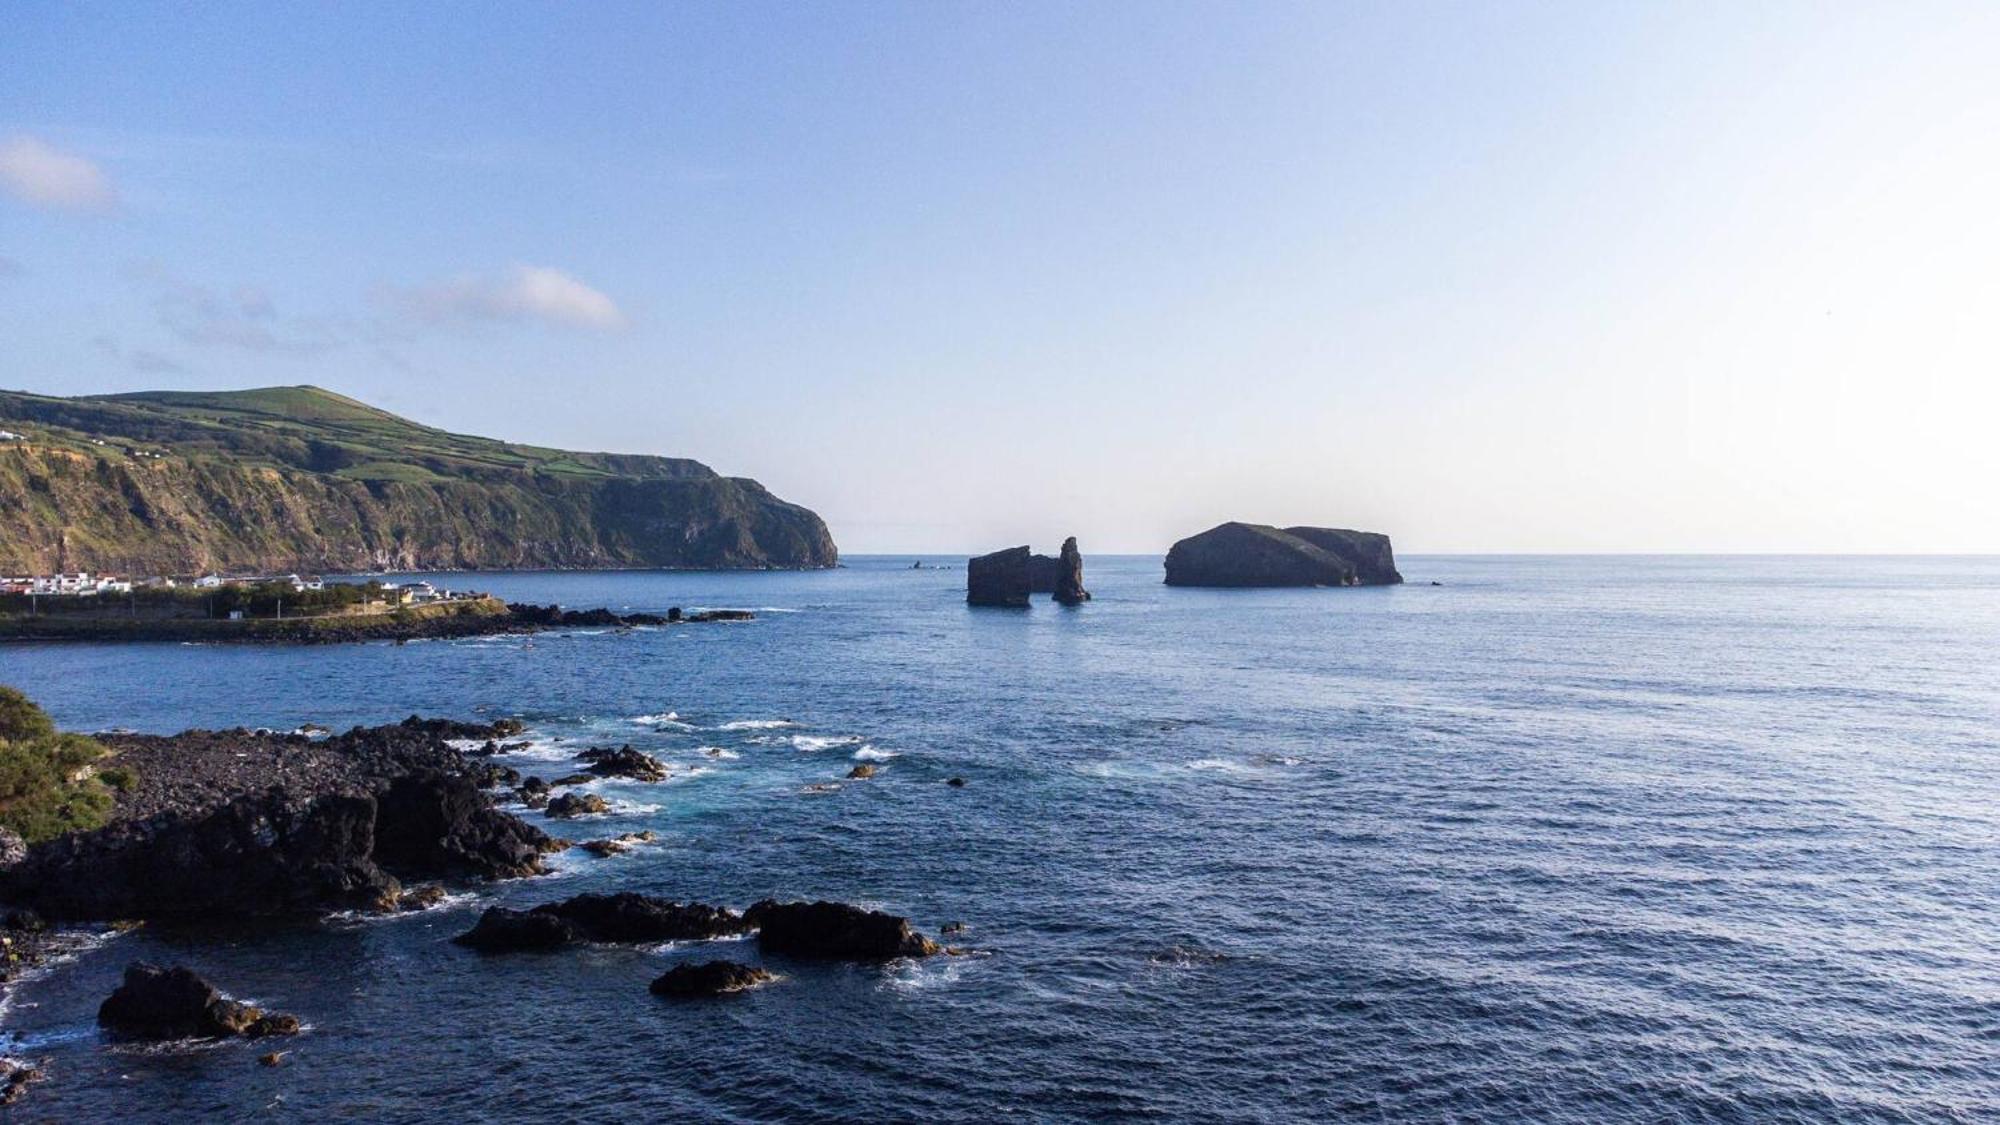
[967,546,1031,607]
[97,963,300,1041]
[1053,535,1090,605]
[1162,522,1402,588]
[650,960,774,998]
[745,899,940,959]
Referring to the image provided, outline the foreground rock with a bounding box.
[455,892,748,952]
[97,963,301,1041]
[650,961,774,998]
[745,899,940,959]
[1053,535,1090,605]
[0,718,557,921]
[967,546,1031,607]
[1162,522,1402,588]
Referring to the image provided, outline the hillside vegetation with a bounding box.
[0,386,836,574]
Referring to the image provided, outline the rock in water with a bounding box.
[745,899,940,959]
[1053,536,1090,605]
[452,908,579,952]
[1026,553,1062,593]
[97,963,299,1040]
[545,793,610,818]
[650,961,775,998]
[576,745,669,781]
[1162,522,1402,588]
[967,546,1032,607]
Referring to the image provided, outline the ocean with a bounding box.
[1,555,1995,1122]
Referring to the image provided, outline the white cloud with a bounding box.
[0,135,116,211]
[137,267,343,354]
[393,265,626,330]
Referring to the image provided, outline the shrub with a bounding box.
[0,687,55,742]
[0,686,123,843]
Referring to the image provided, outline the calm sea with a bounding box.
[1,555,1996,1122]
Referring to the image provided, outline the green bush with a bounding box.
[0,687,55,742]
[0,687,124,843]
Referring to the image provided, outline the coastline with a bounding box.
[0,598,752,645]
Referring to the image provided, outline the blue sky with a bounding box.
[4,2,1997,552]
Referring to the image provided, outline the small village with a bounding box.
[0,571,475,607]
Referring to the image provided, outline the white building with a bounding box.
[194,575,225,589]
[0,430,22,441]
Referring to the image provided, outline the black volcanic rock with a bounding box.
[1163,522,1402,588]
[98,963,299,1041]
[452,907,578,952]
[0,722,556,921]
[1027,553,1061,593]
[1053,536,1090,605]
[454,893,746,952]
[968,546,1031,607]
[577,745,669,782]
[650,960,774,998]
[745,899,940,959]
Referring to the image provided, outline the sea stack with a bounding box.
[1163,522,1402,588]
[1053,536,1090,605]
[967,546,1032,607]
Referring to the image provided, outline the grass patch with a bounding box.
[0,686,124,843]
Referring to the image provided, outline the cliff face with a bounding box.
[0,386,836,574]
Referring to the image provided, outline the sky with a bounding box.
[4,2,1998,554]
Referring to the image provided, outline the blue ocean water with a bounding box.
[1,555,1997,1122]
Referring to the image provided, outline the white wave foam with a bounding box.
[696,746,739,760]
[1188,758,1245,772]
[720,719,795,731]
[629,711,681,724]
[791,734,862,752]
[851,746,899,762]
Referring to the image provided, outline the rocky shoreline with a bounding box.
[0,709,954,1106]
[0,599,754,646]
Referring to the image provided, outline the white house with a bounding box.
[194,575,225,589]
[0,430,22,441]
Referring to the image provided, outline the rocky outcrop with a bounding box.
[967,546,1031,607]
[454,892,747,952]
[1053,536,1090,605]
[545,793,609,818]
[0,385,837,574]
[577,746,669,782]
[0,719,556,921]
[650,961,774,998]
[97,963,301,1041]
[745,899,940,959]
[1163,522,1402,588]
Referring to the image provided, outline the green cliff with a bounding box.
[0,385,837,574]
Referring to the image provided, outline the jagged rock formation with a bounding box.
[967,545,1031,607]
[0,718,556,920]
[974,538,1090,605]
[650,961,774,998]
[0,385,836,574]
[1163,522,1402,588]
[1053,536,1090,605]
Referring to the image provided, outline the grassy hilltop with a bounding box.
[0,385,836,575]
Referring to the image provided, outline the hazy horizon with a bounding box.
[6,3,1998,555]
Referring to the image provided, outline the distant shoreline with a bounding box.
[0,598,750,645]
